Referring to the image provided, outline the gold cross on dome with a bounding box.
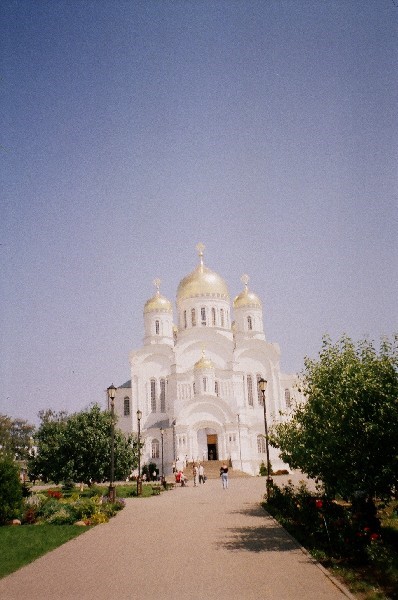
[196,242,205,265]
[153,278,161,294]
[241,274,250,290]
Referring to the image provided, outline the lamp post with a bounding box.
[237,414,243,471]
[172,419,176,463]
[107,384,117,503]
[160,427,164,486]
[136,409,142,496]
[258,378,272,498]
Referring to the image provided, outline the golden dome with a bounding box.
[194,349,215,370]
[144,293,173,314]
[233,274,262,309]
[144,279,172,314]
[177,243,229,304]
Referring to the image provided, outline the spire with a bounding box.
[153,278,161,297]
[196,242,205,271]
[241,274,250,291]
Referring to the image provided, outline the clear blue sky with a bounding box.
[1,0,397,425]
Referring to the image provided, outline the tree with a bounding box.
[0,459,23,524]
[28,410,69,483]
[29,405,137,485]
[270,335,398,501]
[0,415,35,461]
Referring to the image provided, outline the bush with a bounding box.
[72,498,99,520]
[265,481,385,561]
[46,506,77,525]
[0,459,23,524]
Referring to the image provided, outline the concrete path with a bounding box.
[0,478,355,600]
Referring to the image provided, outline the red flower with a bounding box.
[370,533,380,541]
[47,490,62,499]
[315,499,323,509]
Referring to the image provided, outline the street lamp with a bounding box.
[160,427,165,486]
[237,414,243,471]
[107,384,117,503]
[258,378,273,498]
[136,409,142,496]
[172,419,176,463]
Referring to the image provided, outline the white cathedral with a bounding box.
[111,244,296,476]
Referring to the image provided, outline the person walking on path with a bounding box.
[220,463,229,489]
[199,463,205,484]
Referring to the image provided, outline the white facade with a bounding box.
[112,245,297,475]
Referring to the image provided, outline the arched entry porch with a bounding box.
[197,427,219,461]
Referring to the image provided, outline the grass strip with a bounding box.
[0,525,87,579]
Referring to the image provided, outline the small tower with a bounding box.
[233,274,265,340]
[143,279,174,345]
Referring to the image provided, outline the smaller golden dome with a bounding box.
[144,278,173,314]
[194,349,214,370]
[233,274,262,309]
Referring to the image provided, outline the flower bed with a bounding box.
[21,489,125,526]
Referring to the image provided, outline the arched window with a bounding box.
[151,439,160,459]
[184,310,187,329]
[160,378,166,412]
[220,308,225,327]
[193,382,196,395]
[247,316,253,330]
[201,307,206,326]
[155,320,160,335]
[257,435,266,453]
[247,375,254,406]
[203,377,207,392]
[212,307,216,326]
[215,380,219,396]
[191,308,196,327]
[124,397,130,416]
[257,375,263,405]
[285,388,291,408]
[150,379,156,412]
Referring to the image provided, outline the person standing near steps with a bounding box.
[193,463,198,486]
[220,464,229,489]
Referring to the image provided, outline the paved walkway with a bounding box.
[0,477,355,600]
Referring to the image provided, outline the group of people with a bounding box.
[192,463,206,486]
[173,462,229,489]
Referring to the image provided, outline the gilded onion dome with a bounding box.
[194,348,215,370]
[177,243,229,304]
[233,274,262,309]
[144,279,173,314]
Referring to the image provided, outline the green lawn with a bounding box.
[0,525,87,579]
[0,482,167,579]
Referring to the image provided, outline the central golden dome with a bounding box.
[177,244,229,304]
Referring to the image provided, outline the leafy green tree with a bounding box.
[270,335,398,501]
[0,415,35,461]
[29,405,137,485]
[28,410,69,483]
[0,459,23,524]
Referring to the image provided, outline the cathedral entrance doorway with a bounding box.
[207,434,218,460]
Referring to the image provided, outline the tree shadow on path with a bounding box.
[215,504,301,553]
